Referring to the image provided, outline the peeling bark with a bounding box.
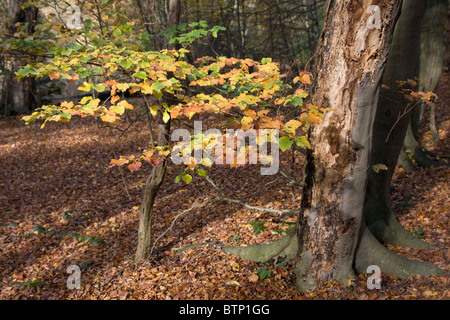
[293,0,403,291]
[221,0,443,292]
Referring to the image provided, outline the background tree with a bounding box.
[364,0,448,250]
[399,0,448,170]
[0,0,39,115]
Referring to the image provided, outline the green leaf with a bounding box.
[250,221,267,236]
[91,67,103,74]
[256,266,272,280]
[134,71,147,80]
[113,28,122,38]
[20,281,43,288]
[16,68,30,78]
[63,209,75,220]
[279,136,293,152]
[81,260,93,271]
[92,83,106,92]
[120,60,133,69]
[182,174,192,184]
[152,81,165,91]
[197,169,208,177]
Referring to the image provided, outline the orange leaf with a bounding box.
[49,72,60,80]
[298,72,311,84]
[128,162,142,172]
[111,95,120,105]
[308,113,321,124]
[248,274,259,282]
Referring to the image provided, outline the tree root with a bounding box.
[400,124,446,169]
[222,230,298,263]
[355,225,443,278]
[368,211,435,249]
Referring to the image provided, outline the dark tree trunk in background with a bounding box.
[399,0,448,169]
[1,0,39,115]
[364,0,445,249]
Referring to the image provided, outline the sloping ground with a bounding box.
[0,72,448,300]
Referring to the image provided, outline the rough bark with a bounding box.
[223,0,443,292]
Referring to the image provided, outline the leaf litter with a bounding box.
[0,73,449,300]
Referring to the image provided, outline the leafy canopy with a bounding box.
[18,21,326,178]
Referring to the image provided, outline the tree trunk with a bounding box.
[364,0,443,248]
[399,0,448,169]
[294,0,404,291]
[1,0,38,115]
[223,0,442,292]
[134,0,179,262]
[135,115,171,262]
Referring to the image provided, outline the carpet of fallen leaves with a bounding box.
[0,72,449,301]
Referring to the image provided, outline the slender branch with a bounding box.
[385,100,420,143]
[278,169,304,186]
[141,94,155,147]
[204,171,300,215]
[151,172,300,254]
[150,198,220,255]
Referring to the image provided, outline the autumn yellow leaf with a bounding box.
[117,100,133,110]
[308,113,321,124]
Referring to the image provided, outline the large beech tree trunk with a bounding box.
[294,0,403,291]
[224,0,442,292]
[298,0,441,291]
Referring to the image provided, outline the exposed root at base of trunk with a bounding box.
[222,230,298,263]
[355,225,443,278]
[368,211,435,249]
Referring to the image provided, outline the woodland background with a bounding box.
[0,0,449,300]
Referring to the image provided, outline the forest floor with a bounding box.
[0,72,449,300]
